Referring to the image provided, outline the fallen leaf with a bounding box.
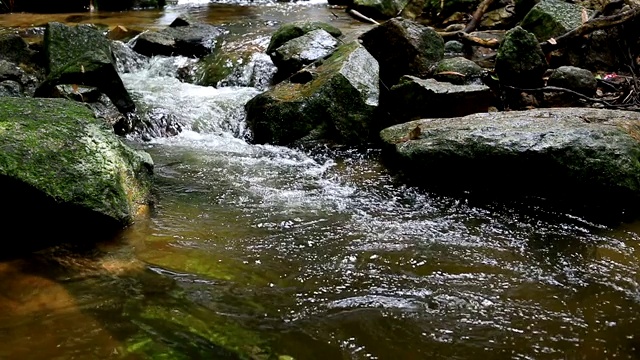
[581,8,588,23]
[548,38,557,45]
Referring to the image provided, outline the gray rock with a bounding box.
[246,41,379,146]
[266,21,342,54]
[495,26,547,88]
[35,22,135,115]
[433,56,483,84]
[380,108,640,216]
[444,40,466,57]
[352,0,410,19]
[359,17,444,86]
[133,22,222,58]
[271,29,339,77]
[520,0,594,41]
[388,76,495,122]
[0,80,22,97]
[547,66,596,96]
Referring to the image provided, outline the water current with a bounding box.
[1,1,640,359]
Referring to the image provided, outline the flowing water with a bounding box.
[2,1,640,359]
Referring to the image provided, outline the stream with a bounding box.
[2,1,640,359]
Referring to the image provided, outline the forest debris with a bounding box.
[347,9,380,25]
[463,0,496,33]
[395,125,422,143]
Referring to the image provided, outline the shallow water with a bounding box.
[2,1,640,359]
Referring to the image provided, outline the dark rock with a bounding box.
[351,0,410,19]
[422,0,479,22]
[0,97,153,241]
[359,17,444,86]
[520,0,594,41]
[35,23,135,115]
[246,41,379,146]
[380,107,640,217]
[0,60,40,97]
[433,56,483,84]
[271,29,339,77]
[388,76,495,122]
[495,26,547,87]
[444,40,466,57]
[0,33,36,66]
[0,81,22,97]
[480,6,517,29]
[547,65,596,96]
[133,23,222,58]
[266,21,342,55]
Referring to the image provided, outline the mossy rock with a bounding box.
[266,21,342,54]
[520,0,594,41]
[0,98,153,237]
[433,57,483,84]
[352,0,411,19]
[246,41,379,146]
[495,26,547,87]
[36,22,135,114]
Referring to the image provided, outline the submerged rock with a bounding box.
[380,108,640,217]
[246,41,379,146]
[0,98,153,244]
[35,22,135,115]
[388,76,495,122]
[359,17,444,86]
[271,29,339,78]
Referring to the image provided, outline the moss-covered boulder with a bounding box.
[190,51,276,90]
[380,108,640,217]
[0,98,153,240]
[245,41,379,146]
[520,0,593,41]
[271,29,339,78]
[359,17,444,86]
[352,0,410,19]
[495,26,547,88]
[266,21,342,55]
[35,22,135,115]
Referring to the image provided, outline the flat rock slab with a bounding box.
[389,75,495,122]
[380,108,640,216]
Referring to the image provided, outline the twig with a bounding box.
[346,9,380,25]
[464,0,495,33]
[504,85,618,107]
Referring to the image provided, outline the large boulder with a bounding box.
[35,22,135,115]
[133,18,223,58]
[0,98,153,244]
[189,51,276,90]
[266,21,342,55]
[351,0,410,19]
[520,0,594,41]
[380,108,640,216]
[495,26,547,88]
[245,41,379,146]
[270,29,339,78]
[388,75,495,123]
[359,17,444,86]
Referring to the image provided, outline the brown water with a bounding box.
[2,2,640,359]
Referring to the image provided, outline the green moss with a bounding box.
[0,97,153,225]
[520,0,593,41]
